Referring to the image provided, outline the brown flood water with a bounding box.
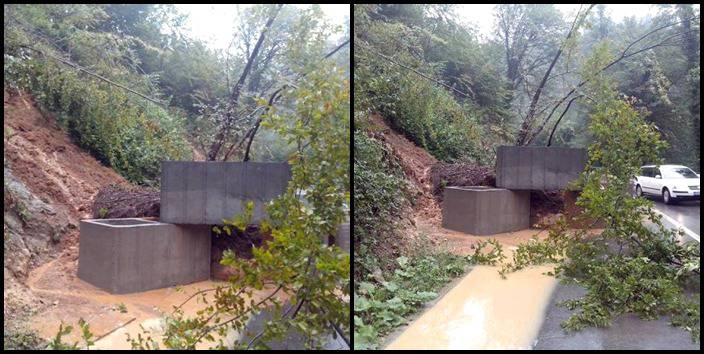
[26,258,280,349]
[385,264,559,350]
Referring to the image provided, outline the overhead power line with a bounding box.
[357,42,475,98]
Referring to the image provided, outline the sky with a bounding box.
[174,4,349,51]
[455,4,700,41]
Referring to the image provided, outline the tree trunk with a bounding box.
[207,4,282,161]
[515,5,594,146]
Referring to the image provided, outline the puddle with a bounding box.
[385,265,558,350]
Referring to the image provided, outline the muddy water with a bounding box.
[27,262,273,350]
[385,264,558,350]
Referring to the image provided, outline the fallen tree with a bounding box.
[500,43,700,342]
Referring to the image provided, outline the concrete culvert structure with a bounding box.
[77,218,210,294]
[442,186,530,235]
[160,161,292,224]
[496,146,588,190]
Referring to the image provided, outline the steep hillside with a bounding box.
[3,89,129,324]
[366,113,440,219]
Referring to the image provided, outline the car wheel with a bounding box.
[636,185,643,198]
[662,188,672,204]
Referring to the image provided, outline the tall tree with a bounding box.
[206,4,283,161]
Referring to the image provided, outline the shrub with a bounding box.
[353,132,412,279]
[10,57,192,184]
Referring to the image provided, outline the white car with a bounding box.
[633,165,700,204]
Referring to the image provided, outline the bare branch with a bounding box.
[547,95,583,146]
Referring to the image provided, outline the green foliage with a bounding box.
[8,56,191,184]
[353,253,469,349]
[4,4,192,184]
[46,319,96,350]
[498,44,700,342]
[3,327,47,350]
[5,184,32,224]
[130,61,349,350]
[98,207,108,219]
[47,323,76,350]
[354,240,507,350]
[117,303,128,314]
[353,132,413,277]
[354,4,500,163]
[469,239,507,266]
[15,201,32,224]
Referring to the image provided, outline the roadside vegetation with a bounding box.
[499,43,700,341]
[354,239,505,349]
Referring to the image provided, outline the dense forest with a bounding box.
[355,3,699,271]
[5,4,349,184]
[355,4,699,167]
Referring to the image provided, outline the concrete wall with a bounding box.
[161,161,291,225]
[335,223,350,253]
[77,218,210,294]
[442,186,529,235]
[496,146,587,190]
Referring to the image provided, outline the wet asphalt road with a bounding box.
[651,198,700,239]
[533,197,700,350]
[533,283,699,350]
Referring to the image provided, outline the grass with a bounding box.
[354,252,470,349]
[353,238,505,349]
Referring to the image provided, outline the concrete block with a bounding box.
[161,161,291,225]
[496,146,587,190]
[161,161,185,222]
[184,162,206,224]
[442,186,530,235]
[336,223,350,253]
[77,218,210,294]
[205,162,226,223]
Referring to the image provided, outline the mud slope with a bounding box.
[367,113,440,219]
[4,89,129,324]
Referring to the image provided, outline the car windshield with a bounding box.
[662,167,698,179]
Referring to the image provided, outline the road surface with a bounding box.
[534,197,700,350]
[651,199,700,242]
[533,283,699,350]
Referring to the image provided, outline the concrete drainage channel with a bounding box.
[76,161,350,349]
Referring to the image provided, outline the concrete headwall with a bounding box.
[442,186,529,235]
[335,223,350,253]
[161,161,291,225]
[496,146,587,190]
[77,218,210,294]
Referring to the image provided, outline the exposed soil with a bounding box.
[367,114,440,220]
[365,112,573,257]
[210,225,273,280]
[4,89,130,327]
[430,164,496,202]
[4,89,281,348]
[530,190,566,228]
[4,90,130,223]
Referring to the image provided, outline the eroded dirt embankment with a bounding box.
[4,89,130,327]
[366,113,567,255]
[4,89,292,348]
